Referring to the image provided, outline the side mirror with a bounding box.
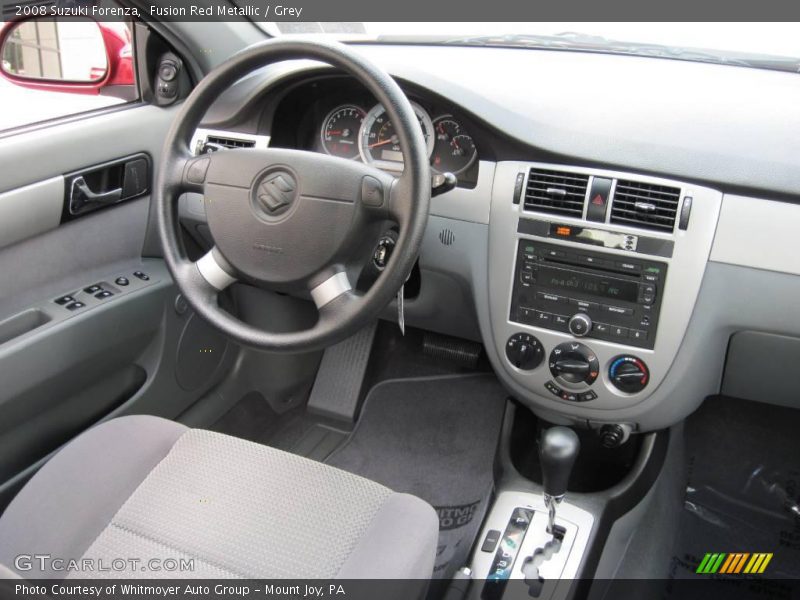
[0,18,134,98]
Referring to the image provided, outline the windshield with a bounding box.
[262,22,800,73]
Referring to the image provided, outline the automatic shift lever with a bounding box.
[539,426,580,536]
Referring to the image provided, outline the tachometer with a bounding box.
[358,101,434,170]
[431,116,477,174]
[321,104,365,160]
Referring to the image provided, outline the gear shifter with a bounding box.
[539,426,580,536]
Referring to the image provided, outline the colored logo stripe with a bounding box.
[744,553,773,574]
[696,552,773,574]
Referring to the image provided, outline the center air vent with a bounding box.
[610,180,681,232]
[205,135,256,149]
[524,168,590,218]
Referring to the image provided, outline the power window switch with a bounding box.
[133,271,149,281]
[95,291,113,299]
[66,301,85,311]
[55,295,75,305]
[84,284,102,294]
[481,529,502,553]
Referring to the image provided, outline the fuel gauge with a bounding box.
[431,116,477,174]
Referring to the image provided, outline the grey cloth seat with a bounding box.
[0,416,438,580]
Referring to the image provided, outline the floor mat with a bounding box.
[326,373,507,580]
[667,395,800,599]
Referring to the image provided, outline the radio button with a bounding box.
[616,261,641,273]
[641,283,656,296]
[552,314,570,330]
[534,311,552,324]
[593,322,610,335]
[520,271,534,285]
[570,299,600,312]
[611,326,629,339]
[517,307,535,324]
[537,292,567,304]
[631,329,648,342]
[604,305,634,316]
[643,273,659,283]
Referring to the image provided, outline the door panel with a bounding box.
[0,103,236,509]
[0,177,63,249]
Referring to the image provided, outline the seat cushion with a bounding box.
[0,416,438,580]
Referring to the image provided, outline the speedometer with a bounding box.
[321,104,365,160]
[358,101,434,170]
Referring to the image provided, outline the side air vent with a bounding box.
[205,135,256,149]
[524,168,590,218]
[610,180,681,232]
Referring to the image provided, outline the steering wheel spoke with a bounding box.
[309,269,353,310]
[195,247,238,292]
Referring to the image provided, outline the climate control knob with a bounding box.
[549,342,599,385]
[609,355,649,393]
[568,313,592,337]
[506,333,545,371]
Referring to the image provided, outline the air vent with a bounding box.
[610,180,681,232]
[205,135,256,149]
[524,168,590,218]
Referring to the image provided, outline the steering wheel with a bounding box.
[155,39,431,352]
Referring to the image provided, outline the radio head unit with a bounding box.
[510,240,666,349]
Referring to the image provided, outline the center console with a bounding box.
[485,162,723,431]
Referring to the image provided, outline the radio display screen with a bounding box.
[538,266,639,303]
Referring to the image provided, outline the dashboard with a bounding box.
[187,43,800,434]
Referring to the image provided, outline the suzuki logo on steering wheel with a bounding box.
[257,172,296,214]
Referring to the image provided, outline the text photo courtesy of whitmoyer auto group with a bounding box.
[0,1,799,599]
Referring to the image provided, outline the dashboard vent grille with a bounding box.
[610,180,681,232]
[205,135,256,149]
[524,168,589,217]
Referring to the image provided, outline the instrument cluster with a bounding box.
[318,100,478,176]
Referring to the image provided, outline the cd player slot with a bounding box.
[541,256,641,279]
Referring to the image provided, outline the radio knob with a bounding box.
[568,313,592,337]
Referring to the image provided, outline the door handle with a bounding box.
[71,176,123,205]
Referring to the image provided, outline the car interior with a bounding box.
[0,14,799,600]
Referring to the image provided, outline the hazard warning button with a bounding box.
[586,177,612,222]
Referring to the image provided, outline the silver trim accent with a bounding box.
[310,271,352,309]
[196,250,237,291]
